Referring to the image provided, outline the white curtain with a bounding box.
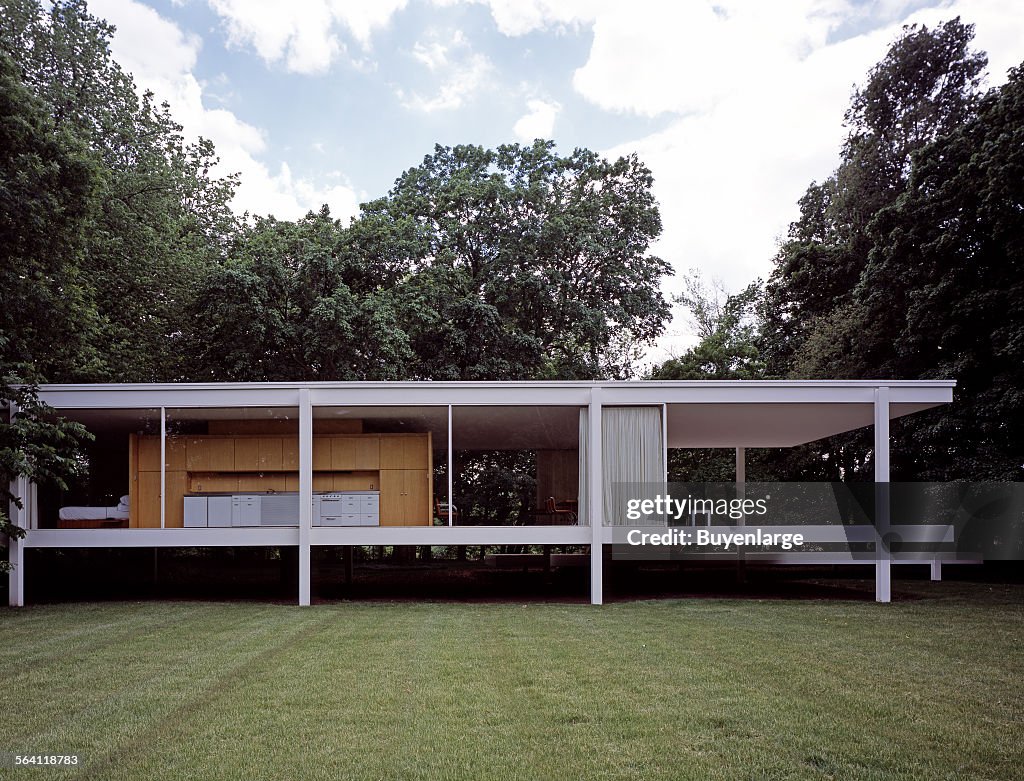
[578,409,589,526]
[578,406,665,526]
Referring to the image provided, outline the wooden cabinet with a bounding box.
[380,435,429,469]
[282,437,299,470]
[331,437,356,470]
[379,469,429,526]
[258,437,283,471]
[331,437,381,470]
[356,437,380,469]
[130,430,430,528]
[186,437,235,471]
[164,471,187,528]
[134,470,187,528]
[313,438,332,470]
[233,438,259,471]
[138,436,160,472]
[167,438,187,471]
[137,471,161,528]
[130,434,187,527]
[137,435,186,471]
[380,437,402,469]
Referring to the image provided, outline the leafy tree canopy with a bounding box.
[358,141,672,380]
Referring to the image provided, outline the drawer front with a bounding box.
[342,499,361,514]
[360,514,380,526]
[320,515,344,527]
[342,513,361,525]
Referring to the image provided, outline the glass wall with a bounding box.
[313,406,449,527]
[36,407,161,529]
[451,406,582,526]
[164,407,299,528]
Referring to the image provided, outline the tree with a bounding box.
[652,274,791,482]
[187,142,674,383]
[183,207,415,381]
[1,353,91,572]
[1,0,239,383]
[763,18,987,377]
[357,141,672,380]
[652,273,764,380]
[854,63,1024,479]
[754,18,1004,482]
[0,51,100,380]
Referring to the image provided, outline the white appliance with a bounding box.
[314,492,379,526]
[259,494,299,526]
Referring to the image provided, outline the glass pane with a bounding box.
[37,407,160,529]
[165,406,299,528]
[452,406,582,526]
[313,406,448,527]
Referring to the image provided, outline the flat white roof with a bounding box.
[31,380,955,448]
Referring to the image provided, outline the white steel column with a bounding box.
[661,403,668,484]
[447,404,453,527]
[930,560,942,581]
[589,388,603,605]
[8,475,28,607]
[874,387,891,603]
[736,447,746,583]
[160,407,166,529]
[298,390,313,606]
[7,398,25,606]
[7,534,23,607]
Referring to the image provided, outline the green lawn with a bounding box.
[1,583,1022,780]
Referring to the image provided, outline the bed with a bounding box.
[58,496,130,528]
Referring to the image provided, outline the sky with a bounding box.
[88,0,1024,360]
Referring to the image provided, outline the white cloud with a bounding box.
[91,0,361,220]
[92,0,202,75]
[411,29,468,70]
[206,0,407,74]
[399,31,493,112]
[250,162,362,221]
[513,98,560,141]
[573,1,845,117]
[337,0,410,47]
[472,0,599,36]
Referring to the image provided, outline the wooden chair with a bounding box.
[545,496,577,525]
[434,497,460,525]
